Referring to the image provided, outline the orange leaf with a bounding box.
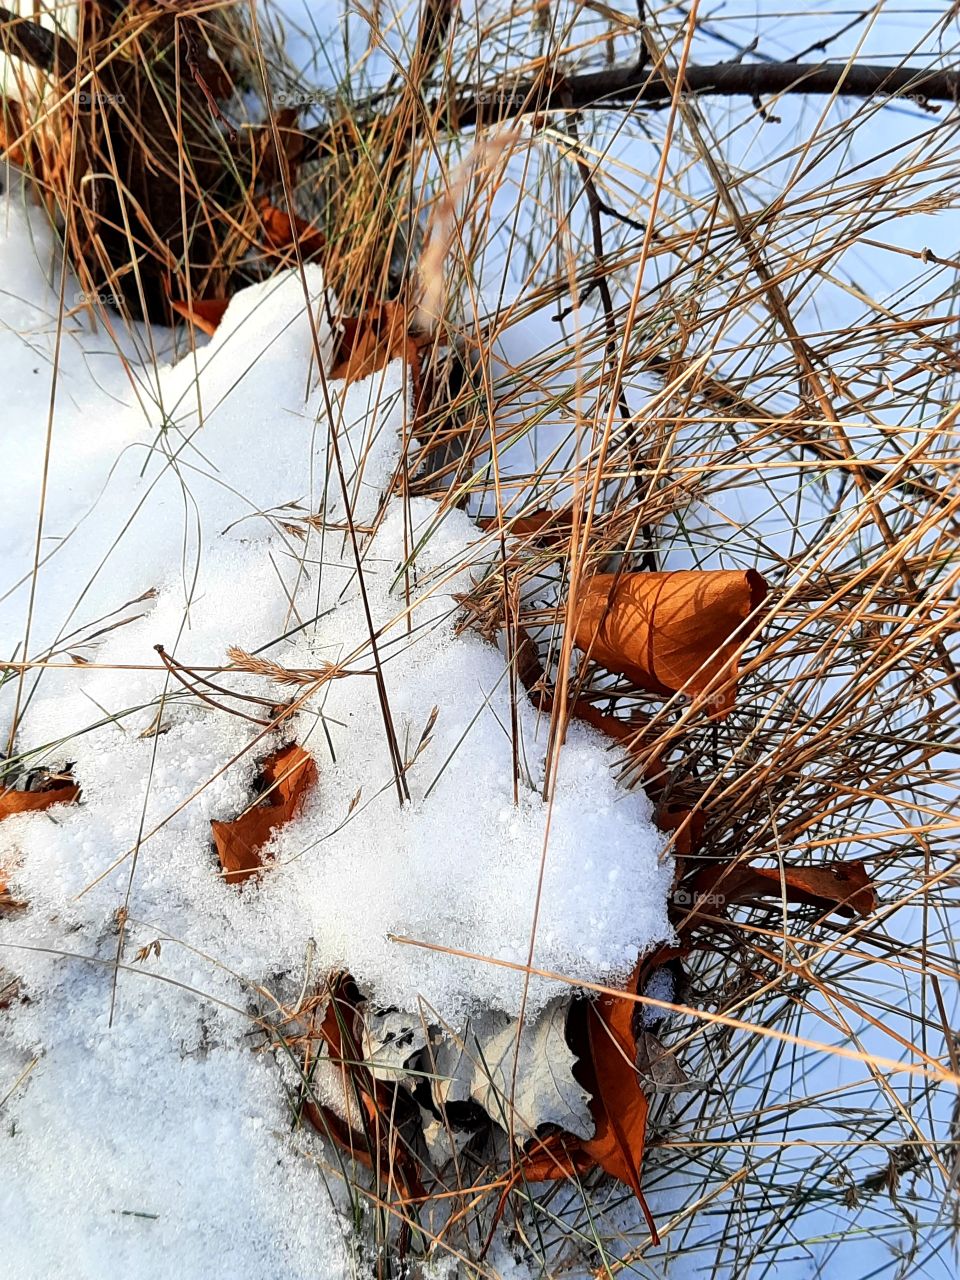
[693,859,877,919]
[478,509,573,539]
[1,777,79,906]
[210,743,316,884]
[170,296,230,335]
[307,973,426,1201]
[330,301,421,388]
[581,962,659,1242]
[0,780,79,821]
[513,1132,595,1184]
[257,198,326,260]
[573,569,767,719]
[486,1132,594,1244]
[656,804,705,857]
[303,1100,374,1169]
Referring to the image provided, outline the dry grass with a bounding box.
[1,0,958,1276]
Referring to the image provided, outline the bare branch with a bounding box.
[453,59,960,127]
[290,59,959,164]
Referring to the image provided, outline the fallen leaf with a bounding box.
[573,569,767,719]
[581,962,658,1240]
[432,998,593,1140]
[257,198,326,260]
[692,858,877,919]
[210,742,316,884]
[330,300,421,388]
[0,775,79,907]
[635,1031,689,1093]
[0,778,79,821]
[486,1131,594,1245]
[656,804,705,856]
[307,973,426,1200]
[170,296,230,335]
[362,1009,428,1084]
[478,509,573,539]
[512,1131,595,1183]
[303,1099,375,1169]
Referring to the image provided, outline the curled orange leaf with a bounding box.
[573,569,767,719]
[693,858,877,919]
[581,961,659,1242]
[210,743,316,884]
[257,198,326,260]
[170,296,230,335]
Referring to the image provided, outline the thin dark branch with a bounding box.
[564,109,657,570]
[788,8,873,63]
[290,59,959,163]
[0,6,75,76]
[453,59,960,127]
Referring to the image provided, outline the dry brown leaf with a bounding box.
[513,1131,595,1184]
[303,1098,375,1169]
[169,296,230,335]
[581,961,659,1242]
[330,301,421,388]
[0,776,80,906]
[305,973,426,1201]
[492,957,690,1240]
[573,569,768,719]
[693,858,877,919]
[477,509,573,539]
[486,1131,594,1243]
[257,198,327,260]
[210,742,316,884]
[656,803,705,856]
[0,780,79,821]
[635,1030,688,1093]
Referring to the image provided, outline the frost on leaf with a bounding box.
[432,998,593,1140]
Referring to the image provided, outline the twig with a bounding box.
[291,60,960,163]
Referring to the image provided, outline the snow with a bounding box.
[0,191,671,1275]
[4,1,951,1274]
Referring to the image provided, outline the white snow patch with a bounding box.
[0,193,671,1276]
